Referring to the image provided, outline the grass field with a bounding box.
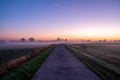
[0,43,52,78]
[71,43,120,65]
[0,42,50,64]
[0,48,36,64]
[1,45,55,80]
[66,43,120,80]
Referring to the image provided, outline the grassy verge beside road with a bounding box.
[0,45,51,77]
[1,45,55,80]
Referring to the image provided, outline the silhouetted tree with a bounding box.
[65,39,68,41]
[57,38,60,41]
[20,38,26,42]
[29,38,35,42]
[87,40,90,42]
[103,39,106,42]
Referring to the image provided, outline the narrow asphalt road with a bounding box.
[32,44,101,80]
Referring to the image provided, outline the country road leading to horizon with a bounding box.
[32,44,101,80]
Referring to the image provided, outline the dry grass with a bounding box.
[66,44,120,80]
[71,43,120,62]
[1,45,55,80]
[70,43,120,75]
[0,45,51,77]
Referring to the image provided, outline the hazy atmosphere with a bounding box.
[0,0,120,40]
[0,0,120,80]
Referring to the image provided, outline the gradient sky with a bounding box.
[0,0,120,40]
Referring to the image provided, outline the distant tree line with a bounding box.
[20,37,35,42]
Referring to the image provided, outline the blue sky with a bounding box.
[0,0,120,40]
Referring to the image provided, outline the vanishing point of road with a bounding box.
[32,44,101,80]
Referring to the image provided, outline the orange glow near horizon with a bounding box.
[0,0,120,41]
[0,23,120,41]
[0,33,120,41]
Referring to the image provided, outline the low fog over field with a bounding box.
[0,42,53,50]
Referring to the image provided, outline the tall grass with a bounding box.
[1,45,55,80]
[0,46,50,77]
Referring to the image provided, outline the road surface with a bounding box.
[32,44,101,80]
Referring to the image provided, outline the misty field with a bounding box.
[0,42,53,79]
[67,43,120,80]
[0,42,51,64]
[71,43,120,64]
[1,45,55,80]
